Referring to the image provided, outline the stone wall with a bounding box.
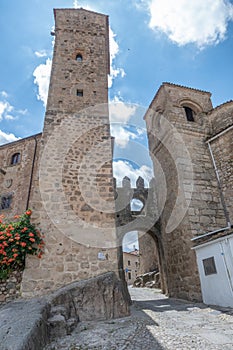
[0,134,42,218]
[145,83,227,301]
[21,9,119,297]
[209,102,233,224]
[0,272,129,350]
[138,233,159,274]
[0,270,23,304]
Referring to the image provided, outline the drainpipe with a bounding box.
[191,125,232,242]
[26,136,38,210]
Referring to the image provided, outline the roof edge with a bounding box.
[0,132,42,149]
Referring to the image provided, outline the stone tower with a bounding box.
[21,9,118,296]
[145,83,227,300]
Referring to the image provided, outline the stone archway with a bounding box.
[115,175,169,296]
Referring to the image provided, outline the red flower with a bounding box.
[20,242,27,247]
[29,238,35,243]
[29,232,34,237]
[26,210,32,216]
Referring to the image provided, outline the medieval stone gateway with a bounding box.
[0,8,232,308]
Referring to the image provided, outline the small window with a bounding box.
[128,260,131,266]
[11,153,20,165]
[128,272,131,280]
[77,89,83,97]
[203,257,217,276]
[1,194,12,210]
[76,54,83,62]
[184,106,195,122]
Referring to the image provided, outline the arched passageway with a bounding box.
[118,227,168,298]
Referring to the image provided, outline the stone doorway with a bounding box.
[120,229,167,296]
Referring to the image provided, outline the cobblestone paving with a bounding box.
[45,287,233,350]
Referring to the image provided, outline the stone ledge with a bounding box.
[0,272,130,350]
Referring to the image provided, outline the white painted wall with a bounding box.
[194,234,233,307]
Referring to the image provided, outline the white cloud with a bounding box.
[111,125,138,148]
[35,50,47,58]
[0,95,26,121]
[0,101,14,121]
[109,98,137,123]
[108,27,126,88]
[18,109,28,115]
[138,0,233,48]
[73,0,79,8]
[0,91,8,99]
[33,58,52,106]
[113,160,153,187]
[5,114,16,120]
[0,130,20,145]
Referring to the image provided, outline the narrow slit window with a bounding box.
[184,106,195,122]
[11,153,20,165]
[76,54,83,62]
[77,89,83,97]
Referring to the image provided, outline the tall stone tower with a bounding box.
[145,83,226,300]
[21,9,118,296]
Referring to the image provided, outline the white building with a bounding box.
[194,233,233,307]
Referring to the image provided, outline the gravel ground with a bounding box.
[44,287,233,350]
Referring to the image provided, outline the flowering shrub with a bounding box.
[0,210,44,280]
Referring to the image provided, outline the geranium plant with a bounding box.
[0,210,44,280]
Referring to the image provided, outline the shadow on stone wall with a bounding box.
[0,272,129,350]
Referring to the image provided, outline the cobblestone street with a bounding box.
[44,287,233,350]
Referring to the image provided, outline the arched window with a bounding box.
[11,152,20,165]
[184,106,195,122]
[76,53,83,62]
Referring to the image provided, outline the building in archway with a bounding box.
[123,250,140,285]
[0,9,232,303]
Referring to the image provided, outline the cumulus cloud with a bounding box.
[0,101,14,121]
[0,93,27,122]
[113,160,153,187]
[137,0,233,48]
[0,91,8,99]
[109,98,137,123]
[73,0,79,8]
[35,50,47,58]
[0,130,20,145]
[33,58,52,106]
[111,125,138,148]
[108,27,126,87]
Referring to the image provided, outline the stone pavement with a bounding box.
[44,287,233,350]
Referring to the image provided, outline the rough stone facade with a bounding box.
[138,233,159,274]
[21,9,118,297]
[0,9,232,303]
[0,133,42,218]
[145,83,233,300]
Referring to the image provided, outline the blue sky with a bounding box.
[1,0,233,187]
